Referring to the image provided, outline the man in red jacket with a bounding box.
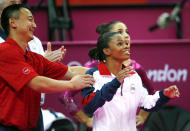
[0,4,94,131]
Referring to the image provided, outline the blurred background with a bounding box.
[25,0,190,41]
[23,0,190,130]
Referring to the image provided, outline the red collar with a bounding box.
[98,62,111,75]
[98,62,136,76]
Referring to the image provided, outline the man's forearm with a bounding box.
[28,76,74,93]
[70,66,88,75]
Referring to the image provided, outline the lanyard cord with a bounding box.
[121,82,123,96]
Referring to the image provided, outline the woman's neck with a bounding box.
[105,58,123,76]
[123,59,131,66]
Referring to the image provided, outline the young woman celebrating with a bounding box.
[85,21,155,127]
[81,32,180,131]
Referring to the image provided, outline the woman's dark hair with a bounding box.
[1,4,30,35]
[88,32,120,62]
[96,21,122,35]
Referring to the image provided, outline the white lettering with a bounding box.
[147,70,157,82]
[177,69,188,82]
[167,69,177,82]
[147,64,188,82]
[157,64,168,82]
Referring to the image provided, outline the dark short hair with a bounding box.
[1,4,30,35]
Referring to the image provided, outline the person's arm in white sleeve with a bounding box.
[139,85,180,112]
